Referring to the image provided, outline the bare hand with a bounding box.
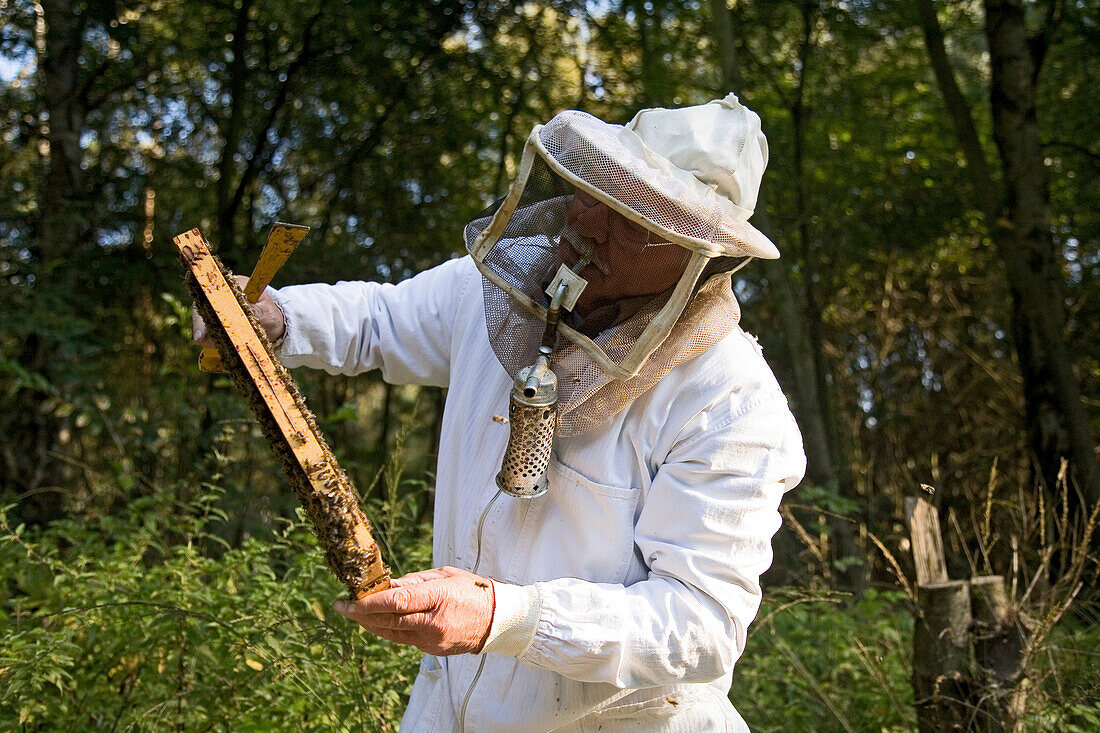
[192,274,286,347]
[333,566,495,656]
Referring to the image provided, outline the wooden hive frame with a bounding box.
[173,228,390,599]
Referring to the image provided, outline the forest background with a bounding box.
[1,0,1098,730]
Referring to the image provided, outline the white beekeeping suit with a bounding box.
[270,94,806,732]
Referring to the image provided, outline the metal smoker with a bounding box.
[495,266,586,498]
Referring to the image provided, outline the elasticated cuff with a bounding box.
[480,582,541,657]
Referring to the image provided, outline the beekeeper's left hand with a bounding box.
[334,566,495,656]
[192,274,286,347]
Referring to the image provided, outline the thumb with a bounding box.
[192,309,207,343]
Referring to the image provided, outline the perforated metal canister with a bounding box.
[496,358,557,498]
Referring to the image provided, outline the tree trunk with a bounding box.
[970,575,1028,732]
[708,0,864,590]
[912,581,973,733]
[215,0,255,252]
[983,0,1097,506]
[707,0,838,489]
[788,0,846,491]
[635,3,659,107]
[39,0,90,264]
[9,0,91,523]
[757,227,836,489]
[916,0,1097,509]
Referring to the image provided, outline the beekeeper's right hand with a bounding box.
[192,274,286,347]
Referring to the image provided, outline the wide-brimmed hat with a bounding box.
[533,93,779,260]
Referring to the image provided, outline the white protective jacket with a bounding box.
[273,255,806,732]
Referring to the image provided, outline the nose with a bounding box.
[567,193,613,246]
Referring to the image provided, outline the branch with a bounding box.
[312,89,404,247]
[914,0,999,219]
[226,8,323,220]
[1028,0,1065,79]
[1042,139,1100,166]
[84,62,167,113]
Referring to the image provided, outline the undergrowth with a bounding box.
[733,587,915,732]
[0,488,430,732]
[733,587,1100,732]
[3,489,1097,731]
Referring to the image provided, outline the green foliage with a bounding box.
[1029,701,1100,733]
[1024,617,1100,733]
[733,589,1100,733]
[0,490,427,731]
[733,589,916,733]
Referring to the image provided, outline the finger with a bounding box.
[360,625,423,647]
[337,584,432,616]
[352,610,437,631]
[340,614,430,649]
[388,568,450,588]
[191,309,216,347]
[435,565,466,576]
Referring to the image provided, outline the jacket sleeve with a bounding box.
[489,390,806,689]
[271,256,476,387]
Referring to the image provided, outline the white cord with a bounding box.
[458,488,503,732]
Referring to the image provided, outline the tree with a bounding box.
[4,0,96,523]
[915,0,1098,510]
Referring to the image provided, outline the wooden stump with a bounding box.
[970,575,1028,733]
[905,495,1032,732]
[913,580,973,733]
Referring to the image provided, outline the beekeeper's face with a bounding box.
[561,190,688,315]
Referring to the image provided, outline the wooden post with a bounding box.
[906,496,948,585]
[907,494,972,732]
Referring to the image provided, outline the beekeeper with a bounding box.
[199,94,806,732]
